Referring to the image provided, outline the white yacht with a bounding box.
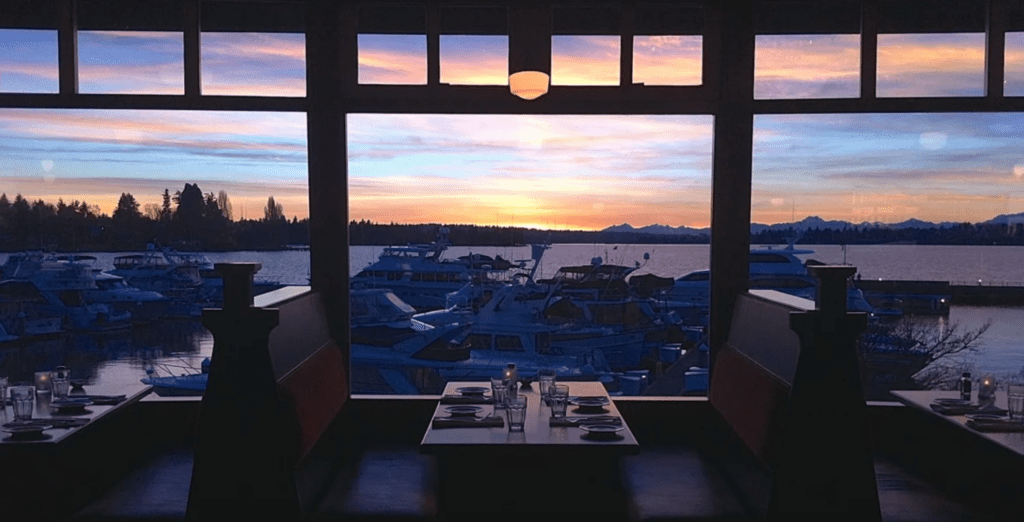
[350,227,538,312]
[0,252,132,332]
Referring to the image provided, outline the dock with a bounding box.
[853,279,1024,312]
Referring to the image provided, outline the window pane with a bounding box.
[201,33,306,96]
[440,35,508,85]
[877,33,984,97]
[78,31,184,94]
[551,35,619,85]
[754,113,1024,399]
[0,29,58,93]
[358,34,426,85]
[755,34,859,99]
[348,114,713,395]
[1007,32,1024,97]
[0,108,308,390]
[633,35,702,86]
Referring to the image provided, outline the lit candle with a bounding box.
[34,371,51,392]
[979,375,996,406]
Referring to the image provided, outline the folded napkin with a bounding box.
[12,418,89,429]
[439,395,494,405]
[929,402,1007,416]
[80,394,127,405]
[966,418,1024,432]
[431,416,504,429]
[549,415,622,427]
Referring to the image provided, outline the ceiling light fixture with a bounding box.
[508,6,551,100]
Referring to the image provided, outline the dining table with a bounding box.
[890,390,1024,457]
[421,380,639,516]
[890,389,1024,521]
[0,381,153,520]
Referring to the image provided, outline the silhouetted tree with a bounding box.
[264,196,284,222]
[217,190,233,221]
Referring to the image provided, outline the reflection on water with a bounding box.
[0,320,212,390]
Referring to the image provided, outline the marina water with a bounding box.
[2,245,1022,391]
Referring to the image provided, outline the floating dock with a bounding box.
[853,279,1024,312]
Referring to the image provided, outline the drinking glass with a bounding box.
[1007,384,1024,422]
[490,377,508,411]
[52,366,70,401]
[549,384,570,418]
[11,386,35,421]
[0,376,8,406]
[537,368,556,405]
[505,396,527,432]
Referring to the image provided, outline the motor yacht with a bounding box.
[0,253,133,332]
[350,227,537,312]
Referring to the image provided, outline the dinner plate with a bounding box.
[579,424,625,440]
[966,413,1005,422]
[570,396,610,407]
[444,405,483,417]
[456,387,489,396]
[935,398,970,405]
[51,398,93,413]
[1,423,51,439]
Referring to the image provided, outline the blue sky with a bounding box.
[2,29,1024,227]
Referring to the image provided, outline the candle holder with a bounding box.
[34,371,52,393]
[978,375,996,407]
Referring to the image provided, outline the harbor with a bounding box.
[2,242,1023,399]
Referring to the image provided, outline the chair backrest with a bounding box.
[707,291,810,515]
[270,290,348,462]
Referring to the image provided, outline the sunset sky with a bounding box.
[2,29,1024,229]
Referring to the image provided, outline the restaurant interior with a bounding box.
[1,1,1023,521]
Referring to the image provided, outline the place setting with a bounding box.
[570,395,611,415]
[439,386,494,405]
[965,384,1024,432]
[431,404,504,429]
[50,398,94,416]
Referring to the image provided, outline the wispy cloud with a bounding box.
[201,33,306,96]
[78,31,184,94]
[358,35,426,84]
[552,36,620,85]
[633,36,702,86]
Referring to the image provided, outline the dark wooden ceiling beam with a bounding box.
[986,0,1007,100]
[58,0,79,96]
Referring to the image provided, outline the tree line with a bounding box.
[5,196,1022,253]
[0,184,308,252]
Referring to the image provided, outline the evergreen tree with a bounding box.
[217,190,233,221]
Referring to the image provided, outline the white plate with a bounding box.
[1,423,50,437]
[570,396,610,407]
[966,413,1005,422]
[51,398,93,412]
[456,387,489,396]
[579,424,625,439]
[444,405,483,417]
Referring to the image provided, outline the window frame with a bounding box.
[2,0,1023,400]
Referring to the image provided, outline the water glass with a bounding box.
[0,376,8,406]
[11,386,35,421]
[505,396,527,432]
[537,368,556,405]
[549,384,570,418]
[1007,384,1024,422]
[52,366,70,400]
[490,377,508,410]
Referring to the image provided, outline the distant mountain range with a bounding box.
[603,212,1024,236]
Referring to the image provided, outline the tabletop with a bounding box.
[1,382,152,445]
[421,380,639,452]
[890,390,1024,457]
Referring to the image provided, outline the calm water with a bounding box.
[2,244,1022,389]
